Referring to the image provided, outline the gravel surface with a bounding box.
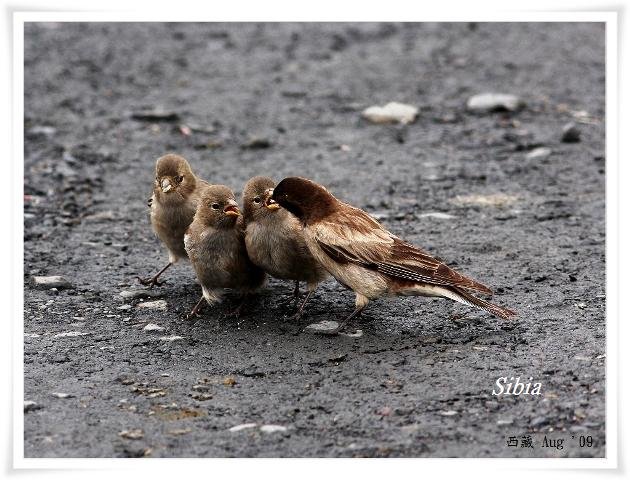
[23,22,605,458]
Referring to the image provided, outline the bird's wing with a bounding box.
[313,206,492,294]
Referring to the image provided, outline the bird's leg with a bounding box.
[324,306,365,335]
[288,288,315,321]
[277,281,301,310]
[224,294,249,319]
[185,296,205,320]
[137,262,171,288]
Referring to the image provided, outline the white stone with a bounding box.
[260,425,288,433]
[340,329,363,338]
[32,275,72,289]
[229,423,258,432]
[304,320,340,334]
[439,410,458,416]
[54,331,89,338]
[119,289,162,300]
[51,392,74,398]
[362,102,418,124]
[525,147,552,160]
[467,93,523,113]
[137,300,167,311]
[452,194,517,207]
[159,335,183,342]
[419,212,456,220]
[144,323,165,332]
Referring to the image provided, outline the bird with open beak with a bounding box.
[242,176,329,318]
[271,177,516,334]
[138,154,210,287]
[184,185,265,318]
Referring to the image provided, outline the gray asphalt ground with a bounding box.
[23,22,605,457]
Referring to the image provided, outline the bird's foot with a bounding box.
[136,275,167,289]
[184,310,202,321]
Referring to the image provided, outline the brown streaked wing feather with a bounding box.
[314,207,493,295]
[384,239,493,294]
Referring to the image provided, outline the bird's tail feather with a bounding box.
[451,287,517,320]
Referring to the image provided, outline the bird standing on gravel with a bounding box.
[184,185,265,318]
[138,154,210,287]
[242,176,329,318]
[270,177,516,334]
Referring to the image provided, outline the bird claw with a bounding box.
[185,311,201,320]
[136,276,167,289]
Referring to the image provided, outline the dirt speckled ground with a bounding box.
[23,22,605,457]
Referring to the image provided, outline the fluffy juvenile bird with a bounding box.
[138,154,210,287]
[242,176,329,318]
[184,185,265,317]
[270,177,516,333]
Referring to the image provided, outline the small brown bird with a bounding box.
[242,176,329,318]
[138,154,210,287]
[184,185,265,317]
[270,177,516,333]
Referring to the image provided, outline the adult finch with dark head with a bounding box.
[270,176,516,334]
[242,176,329,318]
[138,154,210,287]
[184,185,265,317]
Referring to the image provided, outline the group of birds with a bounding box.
[138,153,516,335]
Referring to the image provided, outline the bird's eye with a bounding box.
[176,175,184,183]
[211,203,220,210]
[253,196,261,204]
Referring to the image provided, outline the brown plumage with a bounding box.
[242,176,329,317]
[271,177,516,333]
[138,154,210,287]
[184,185,265,317]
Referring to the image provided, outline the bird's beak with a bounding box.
[161,178,173,193]
[265,190,280,210]
[265,197,281,210]
[223,200,241,216]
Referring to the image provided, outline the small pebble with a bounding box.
[466,93,524,113]
[82,210,116,223]
[525,147,552,160]
[561,122,581,143]
[24,401,41,412]
[137,300,167,311]
[28,125,56,136]
[362,102,418,124]
[159,335,183,342]
[340,329,363,338]
[144,323,165,332]
[54,331,89,338]
[304,320,340,334]
[530,416,549,427]
[32,276,72,289]
[497,418,514,425]
[117,304,133,311]
[51,392,74,399]
[241,137,271,149]
[260,425,288,433]
[119,429,144,440]
[229,423,258,432]
[440,410,458,416]
[119,289,162,300]
[452,194,517,208]
[419,212,456,220]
